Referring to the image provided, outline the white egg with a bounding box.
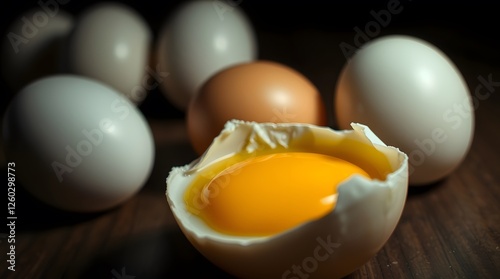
[65,3,152,104]
[1,9,73,92]
[166,120,408,279]
[156,0,257,110]
[335,35,474,185]
[2,75,155,212]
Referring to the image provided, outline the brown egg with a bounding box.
[187,60,327,155]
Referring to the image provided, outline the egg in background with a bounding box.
[64,2,152,104]
[156,0,257,110]
[1,9,74,92]
[335,35,474,185]
[2,75,155,212]
[187,61,327,155]
[167,120,408,279]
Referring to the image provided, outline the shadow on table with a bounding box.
[407,178,446,197]
[77,226,235,279]
[0,167,106,233]
[0,119,198,233]
[141,139,198,195]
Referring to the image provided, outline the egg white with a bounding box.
[166,120,408,279]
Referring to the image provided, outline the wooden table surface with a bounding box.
[1,1,499,278]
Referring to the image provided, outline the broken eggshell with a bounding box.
[166,120,408,279]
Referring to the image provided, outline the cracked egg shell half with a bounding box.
[166,120,408,279]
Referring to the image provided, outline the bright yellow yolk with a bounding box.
[185,152,370,237]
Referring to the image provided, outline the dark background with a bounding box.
[1,0,499,125]
[1,1,499,278]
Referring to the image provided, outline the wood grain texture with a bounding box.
[1,1,499,278]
